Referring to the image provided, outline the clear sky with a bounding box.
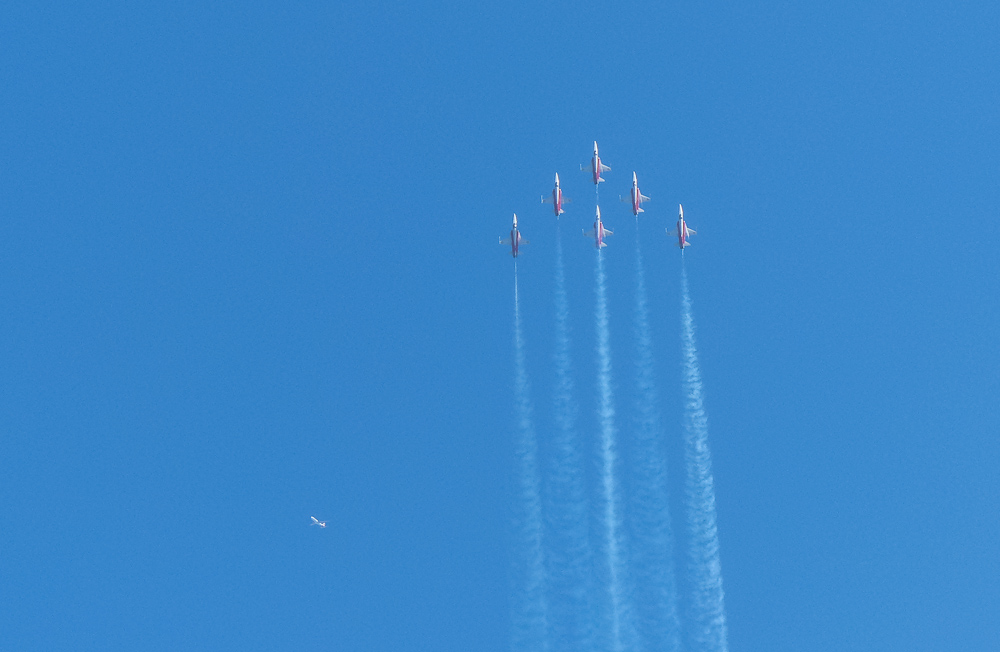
[1,1,998,650]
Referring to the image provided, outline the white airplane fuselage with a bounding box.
[550,174,565,216]
[593,207,608,248]
[510,215,522,257]
[675,205,694,249]
[630,174,644,216]
[676,218,689,248]
[591,143,603,185]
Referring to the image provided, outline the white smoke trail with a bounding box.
[593,251,634,652]
[629,233,681,652]
[546,226,595,652]
[512,265,549,652]
[680,263,729,652]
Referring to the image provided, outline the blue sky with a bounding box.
[1,1,998,650]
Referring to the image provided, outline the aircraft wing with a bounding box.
[583,229,594,238]
[604,228,613,235]
[500,237,511,245]
[666,228,676,237]
[600,163,611,172]
[640,194,650,202]
[541,194,551,203]
[687,228,696,235]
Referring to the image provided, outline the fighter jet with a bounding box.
[583,206,613,248]
[500,213,528,257]
[581,141,611,185]
[666,204,696,249]
[310,517,327,528]
[541,173,571,216]
[621,171,650,216]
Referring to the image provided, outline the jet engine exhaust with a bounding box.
[511,264,550,652]
[630,232,681,652]
[594,250,635,652]
[547,225,595,652]
[680,263,729,652]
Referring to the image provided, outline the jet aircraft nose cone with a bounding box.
[633,171,637,182]
[555,173,560,184]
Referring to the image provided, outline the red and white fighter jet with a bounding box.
[500,213,528,257]
[541,173,571,216]
[666,204,696,249]
[583,206,613,249]
[581,141,611,185]
[623,171,651,216]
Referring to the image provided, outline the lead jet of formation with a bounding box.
[666,204,696,249]
[583,205,613,248]
[500,213,528,257]
[581,141,611,185]
[310,517,327,528]
[541,173,570,216]
[623,171,650,216]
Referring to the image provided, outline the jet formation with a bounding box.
[500,141,696,255]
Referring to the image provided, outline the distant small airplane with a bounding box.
[583,206,613,248]
[621,171,650,216]
[541,173,570,216]
[310,517,327,528]
[666,204,696,249]
[581,141,611,185]
[500,213,528,257]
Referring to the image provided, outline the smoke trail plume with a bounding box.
[593,251,635,652]
[546,226,595,652]
[629,233,681,652]
[511,265,549,652]
[680,263,729,652]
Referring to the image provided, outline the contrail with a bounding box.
[629,231,681,652]
[511,265,549,652]
[546,225,595,652]
[593,250,634,652]
[680,262,729,652]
